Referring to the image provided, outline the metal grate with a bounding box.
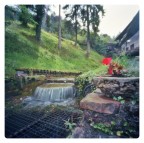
[5,109,82,138]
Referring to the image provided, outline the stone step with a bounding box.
[80,93,121,114]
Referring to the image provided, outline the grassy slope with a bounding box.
[5,22,103,77]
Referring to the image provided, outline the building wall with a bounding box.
[121,31,139,52]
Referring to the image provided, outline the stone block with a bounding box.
[80,93,121,114]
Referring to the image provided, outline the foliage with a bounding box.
[5,5,19,21]
[63,5,81,46]
[90,34,115,56]
[64,119,76,131]
[75,65,107,95]
[47,10,80,43]
[116,131,124,136]
[81,5,105,33]
[90,120,135,137]
[113,96,125,104]
[80,5,105,57]
[113,54,139,77]
[107,61,123,76]
[114,54,129,68]
[62,20,75,37]
[126,57,139,77]
[45,13,76,41]
[90,122,114,135]
[19,5,36,27]
[47,13,59,33]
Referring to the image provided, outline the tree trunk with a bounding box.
[75,18,78,46]
[75,7,78,46]
[36,20,42,41]
[86,6,90,57]
[58,5,61,49]
[35,5,44,41]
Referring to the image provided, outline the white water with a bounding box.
[23,83,76,108]
[33,85,75,102]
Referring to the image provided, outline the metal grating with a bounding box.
[5,109,82,138]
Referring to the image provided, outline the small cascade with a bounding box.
[23,83,76,107]
[33,83,75,102]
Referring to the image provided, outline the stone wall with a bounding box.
[92,77,139,100]
[79,76,139,137]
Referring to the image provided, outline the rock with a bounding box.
[113,91,124,95]
[71,127,85,138]
[103,84,111,89]
[123,103,139,117]
[120,87,127,92]
[113,84,119,88]
[92,77,139,100]
[103,84,119,90]
[127,84,136,91]
[94,88,102,94]
[80,93,121,114]
[92,77,139,84]
[98,83,104,88]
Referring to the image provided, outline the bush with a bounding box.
[113,54,139,77]
[75,65,108,95]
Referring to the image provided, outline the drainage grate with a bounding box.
[5,109,82,138]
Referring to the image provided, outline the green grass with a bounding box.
[5,22,103,77]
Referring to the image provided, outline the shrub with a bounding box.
[75,66,108,95]
[114,55,139,77]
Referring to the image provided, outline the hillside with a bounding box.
[5,22,103,77]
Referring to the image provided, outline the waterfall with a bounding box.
[33,84,75,102]
[23,83,76,108]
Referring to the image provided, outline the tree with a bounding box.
[63,5,81,46]
[81,5,105,57]
[91,34,111,56]
[35,5,45,41]
[63,19,75,37]
[58,5,61,49]
[19,5,35,27]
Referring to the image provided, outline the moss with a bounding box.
[20,80,45,96]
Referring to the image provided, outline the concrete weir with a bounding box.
[47,78,75,83]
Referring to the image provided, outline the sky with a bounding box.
[99,5,139,37]
[53,5,139,38]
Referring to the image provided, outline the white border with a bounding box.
[1,0,143,143]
